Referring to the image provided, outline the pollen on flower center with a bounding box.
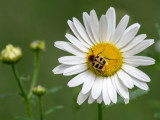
[87,43,123,77]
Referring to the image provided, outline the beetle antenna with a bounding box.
[91,48,94,54]
[104,57,117,61]
[97,49,105,56]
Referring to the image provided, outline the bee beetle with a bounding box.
[88,49,117,76]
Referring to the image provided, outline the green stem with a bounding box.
[98,103,103,120]
[11,64,32,118]
[38,96,44,120]
[25,99,32,118]
[28,51,40,98]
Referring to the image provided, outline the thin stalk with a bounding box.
[38,96,44,120]
[98,103,103,120]
[11,64,32,118]
[28,51,40,98]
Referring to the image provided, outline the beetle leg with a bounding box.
[96,69,105,77]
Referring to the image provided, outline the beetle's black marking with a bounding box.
[100,58,103,61]
[95,64,99,68]
[96,56,99,58]
[99,66,103,69]
[92,62,95,66]
[103,60,106,64]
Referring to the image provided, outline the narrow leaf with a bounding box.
[46,86,62,94]
[103,89,148,110]
[0,93,18,99]
[154,110,160,118]
[20,75,31,81]
[16,116,34,120]
[45,105,63,115]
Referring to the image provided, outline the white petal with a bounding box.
[117,70,134,89]
[116,23,140,49]
[112,15,129,44]
[113,74,129,99]
[120,34,147,52]
[112,74,129,104]
[123,56,155,67]
[122,64,151,82]
[111,75,118,92]
[67,70,90,87]
[83,12,96,44]
[88,95,95,104]
[123,39,154,56]
[91,77,103,99]
[63,64,88,76]
[105,7,116,42]
[53,64,71,74]
[132,77,149,90]
[82,71,96,94]
[73,17,93,46]
[58,56,86,65]
[103,78,111,105]
[107,77,117,103]
[99,15,108,43]
[54,41,86,57]
[67,20,91,48]
[97,94,103,104]
[77,91,90,105]
[65,34,89,52]
[124,99,129,104]
[90,10,99,43]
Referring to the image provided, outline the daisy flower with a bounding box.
[53,7,155,105]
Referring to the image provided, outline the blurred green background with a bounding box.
[0,0,160,120]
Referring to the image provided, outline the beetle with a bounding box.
[88,49,117,76]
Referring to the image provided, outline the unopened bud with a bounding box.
[0,44,22,64]
[33,85,46,96]
[30,40,45,51]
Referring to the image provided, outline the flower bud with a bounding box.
[0,44,22,64]
[33,85,46,96]
[30,40,45,51]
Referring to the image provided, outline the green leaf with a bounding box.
[45,105,63,116]
[0,93,18,99]
[129,89,148,99]
[16,116,34,120]
[46,86,62,94]
[20,75,31,81]
[154,110,160,118]
[103,89,149,110]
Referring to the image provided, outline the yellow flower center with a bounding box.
[87,43,123,77]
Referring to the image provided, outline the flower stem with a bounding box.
[28,51,40,98]
[11,64,32,118]
[98,103,103,120]
[38,96,44,120]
